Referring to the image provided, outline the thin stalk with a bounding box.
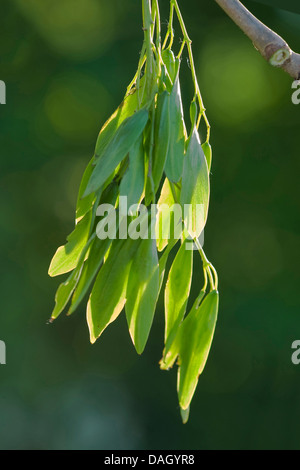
[171,0,211,140]
[128,45,146,107]
[162,2,174,50]
[143,0,154,99]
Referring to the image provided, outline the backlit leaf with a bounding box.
[49,210,93,277]
[180,126,210,240]
[202,141,212,172]
[164,240,193,351]
[126,238,159,354]
[68,236,112,315]
[76,157,97,221]
[94,86,142,158]
[119,134,145,211]
[178,290,219,410]
[164,68,186,183]
[162,49,177,85]
[87,238,139,343]
[50,237,94,320]
[152,91,170,193]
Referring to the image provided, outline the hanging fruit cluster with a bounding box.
[48,0,219,422]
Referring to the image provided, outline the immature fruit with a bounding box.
[49,0,218,423]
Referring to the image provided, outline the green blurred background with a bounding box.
[0,0,299,450]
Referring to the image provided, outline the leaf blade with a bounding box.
[164,240,193,350]
[164,69,186,183]
[84,109,149,196]
[178,291,219,410]
[119,134,145,211]
[87,238,139,343]
[126,238,160,354]
[152,91,170,193]
[68,236,112,315]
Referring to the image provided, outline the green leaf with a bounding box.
[87,238,139,344]
[126,238,160,354]
[69,181,119,314]
[164,240,193,351]
[50,237,94,320]
[84,109,149,196]
[189,100,198,128]
[164,68,186,183]
[201,141,212,172]
[68,236,112,315]
[76,157,97,221]
[156,178,181,252]
[119,134,145,212]
[158,238,178,292]
[162,49,177,85]
[160,289,206,372]
[51,267,82,321]
[178,290,219,410]
[48,210,93,277]
[94,87,141,158]
[152,91,170,193]
[180,126,210,240]
[144,114,156,207]
[159,323,181,371]
[180,406,190,425]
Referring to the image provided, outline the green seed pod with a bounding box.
[87,238,140,344]
[84,109,149,196]
[180,406,190,425]
[189,100,198,128]
[48,0,219,424]
[181,126,210,240]
[162,49,177,84]
[126,238,160,354]
[49,209,93,278]
[164,239,193,352]
[119,135,145,211]
[202,141,212,172]
[164,66,186,183]
[177,290,219,410]
[152,91,170,193]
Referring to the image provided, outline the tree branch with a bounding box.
[214,0,300,79]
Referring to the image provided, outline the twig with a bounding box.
[214,0,300,79]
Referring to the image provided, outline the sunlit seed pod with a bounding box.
[152,91,170,193]
[84,109,149,196]
[162,49,177,84]
[189,100,198,128]
[201,141,212,172]
[177,290,219,410]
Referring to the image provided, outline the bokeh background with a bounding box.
[0,0,299,450]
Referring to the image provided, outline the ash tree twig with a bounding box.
[214,0,300,79]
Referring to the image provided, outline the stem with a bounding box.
[171,0,211,141]
[153,0,161,52]
[143,0,154,99]
[194,237,218,291]
[215,0,300,79]
[163,2,175,50]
